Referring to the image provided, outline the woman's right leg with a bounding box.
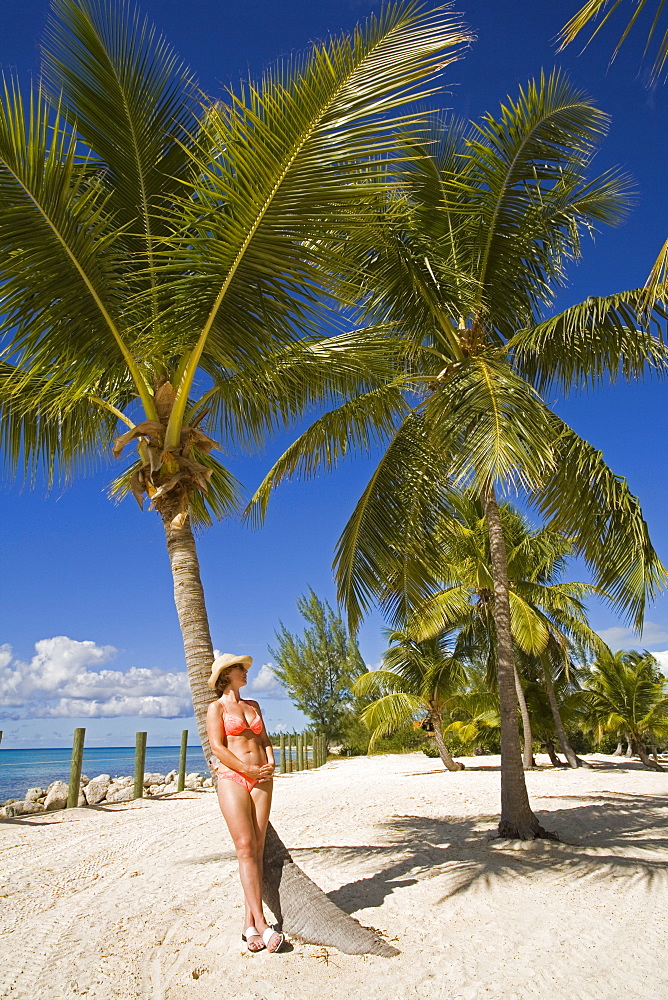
[216,778,266,946]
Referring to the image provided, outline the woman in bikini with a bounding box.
[205,653,284,954]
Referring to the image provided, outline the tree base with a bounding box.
[497,816,560,841]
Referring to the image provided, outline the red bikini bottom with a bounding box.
[217,770,257,793]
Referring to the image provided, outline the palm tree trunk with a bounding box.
[161,513,217,754]
[482,486,555,840]
[629,735,665,772]
[625,733,634,758]
[540,659,586,769]
[432,717,465,771]
[513,665,535,769]
[612,737,624,756]
[161,514,397,954]
[544,737,563,767]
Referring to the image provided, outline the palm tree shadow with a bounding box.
[292,792,668,914]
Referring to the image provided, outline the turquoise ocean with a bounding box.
[0,746,208,802]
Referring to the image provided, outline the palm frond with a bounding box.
[334,414,462,632]
[244,381,410,527]
[533,417,667,630]
[42,0,199,222]
[507,590,550,655]
[408,585,473,640]
[204,326,413,454]
[0,78,156,414]
[158,2,472,437]
[0,361,126,485]
[559,0,668,84]
[454,69,630,329]
[510,288,668,394]
[360,691,425,748]
[424,352,557,491]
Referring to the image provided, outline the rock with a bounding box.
[1,801,45,817]
[143,773,165,788]
[84,775,111,805]
[165,770,177,783]
[110,775,133,788]
[80,775,90,786]
[44,781,69,811]
[162,782,179,794]
[202,777,213,788]
[105,785,134,803]
[24,788,47,803]
[148,785,164,796]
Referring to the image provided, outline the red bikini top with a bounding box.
[223,705,263,737]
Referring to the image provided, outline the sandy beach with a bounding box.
[1,751,667,1000]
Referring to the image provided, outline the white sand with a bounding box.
[1,752,667,1000]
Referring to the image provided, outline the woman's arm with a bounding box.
[249,700,275,767]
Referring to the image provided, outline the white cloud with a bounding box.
[0,637,193,719]
[596,621,668,650]
[246,662,287,699]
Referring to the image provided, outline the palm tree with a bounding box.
[251,73,667,839]
[583,649,668,771]
[406,495,606,770]
[354,631,467,771]
[0,0,471,952]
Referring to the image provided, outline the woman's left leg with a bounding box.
[250,781,281,950]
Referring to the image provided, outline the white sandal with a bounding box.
[262,926,284,953]
[242,926,265,952]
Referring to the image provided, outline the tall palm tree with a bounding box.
[0,0,471,952]
[583,649,668,770]
[251,73,667,839]
[354,631,467,771]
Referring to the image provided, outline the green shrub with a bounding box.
[369,723,429,754]
[338,713,372,756]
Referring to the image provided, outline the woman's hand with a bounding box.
[243,761,275,780]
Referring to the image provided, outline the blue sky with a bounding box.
[1,0,667,749]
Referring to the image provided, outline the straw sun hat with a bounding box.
[207,653,253,689]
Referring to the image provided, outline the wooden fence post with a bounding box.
[67,727,85,808]
[134,732,147,799]
[279,733,286,774]
[177,729,188,792]
[296,732,303,771]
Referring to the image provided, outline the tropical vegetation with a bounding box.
[404,494,605,770]
[270,589,365,749]
[0,0,471,954]
[354,631,469,770]
[252,73,668,838]
[583,649,668,771]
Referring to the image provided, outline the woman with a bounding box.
[206,653,284,954]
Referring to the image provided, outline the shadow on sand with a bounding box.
[289,791,668,914]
